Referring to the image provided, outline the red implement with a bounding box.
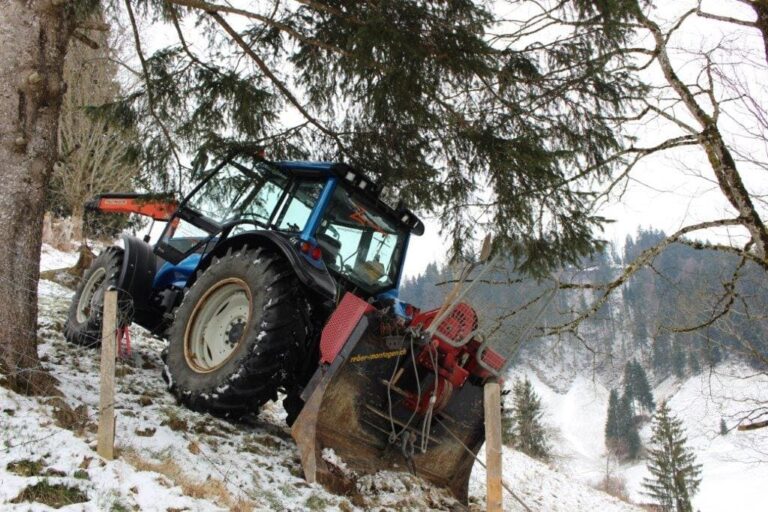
[291,293,506,503]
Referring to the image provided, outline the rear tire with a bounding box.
[164,246,308,418]
[64,247,124,347]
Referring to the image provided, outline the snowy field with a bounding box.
[518,367,768,511]
[0,245,641,511]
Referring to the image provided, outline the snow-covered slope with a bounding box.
[470,447,638,512]
[0,245,640,511]
[516,367,768,511]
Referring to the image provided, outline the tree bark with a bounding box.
[0,0,74,394]
[750,0,768,65]
[71,204,84,244]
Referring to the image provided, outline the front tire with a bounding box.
[64,247,124,347]
[164,246,308,418]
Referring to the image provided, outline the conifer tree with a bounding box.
[631,361,655,413]
[652,332,672,377]
[633,317,649,347]
[688,353,701,376]
[619,392,642,460]
[501,391,514,446]
[672,341,687,379]
[642,401,702,512]
[622,360,655,414]
[719,418,728,436]
[509,377,549,460]
[622,362,637,414]
[606,387,641,460]
[605,388,621,450]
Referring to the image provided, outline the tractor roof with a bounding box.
[272,160,424,236]
[273,160,336,173]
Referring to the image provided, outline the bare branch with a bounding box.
[738,419,768,431]
[547,219,745,335]
[72,31,99,50]
[637,8,768,260]
[696,1,758,29]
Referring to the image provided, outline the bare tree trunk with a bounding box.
[0,0,73,394]
[751,0,768,65]
[71,203,84,243]
[638,10,768,262]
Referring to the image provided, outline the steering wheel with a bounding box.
[326,224,341,239]
[234,212,267,228]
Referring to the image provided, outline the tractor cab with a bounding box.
[152,154,423,304]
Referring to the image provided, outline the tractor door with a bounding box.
[154,159,290,266]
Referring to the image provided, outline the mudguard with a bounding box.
[197,231,337,301]
[118,235,163,331]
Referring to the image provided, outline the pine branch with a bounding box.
[165,0,353,58]
[168,6,215,73]
[207,11,348,155]
[124,0,186,189]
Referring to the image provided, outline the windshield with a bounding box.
[316,186,406,294]
[184,160,289,227]
[162,159,323,255]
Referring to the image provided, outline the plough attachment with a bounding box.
[291,292,506,503]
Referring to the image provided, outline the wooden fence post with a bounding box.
[97,288,117,460]
[484,377,503,512]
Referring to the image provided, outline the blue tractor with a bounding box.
[65,151,423,419]
[65,151,503,502]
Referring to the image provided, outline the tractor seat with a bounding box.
[316,233,341,267]
[354,260,386,285]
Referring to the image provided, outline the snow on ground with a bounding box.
[0,244,644,511]
[40,244,80,271]
[469,447,639,512]
[516,365,768,511]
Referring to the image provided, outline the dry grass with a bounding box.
[594,474,631,503]
[46,397,89,434]
[161,408,189,432]
[6,459,45,477]
[10,480,88,508]
[123,449,254,511]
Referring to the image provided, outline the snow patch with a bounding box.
[515,365,768,511]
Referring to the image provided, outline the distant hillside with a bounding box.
[401,228,768,389]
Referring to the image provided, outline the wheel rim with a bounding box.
[76,267,107,323]
[184,278,253,373]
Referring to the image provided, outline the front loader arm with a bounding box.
[85,193,178,221]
